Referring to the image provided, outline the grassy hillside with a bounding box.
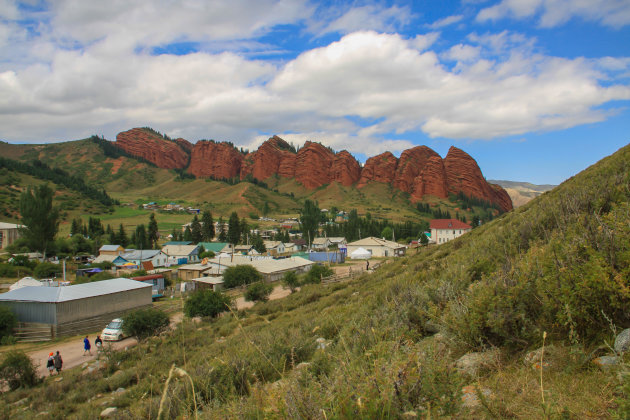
[3,143,630,418]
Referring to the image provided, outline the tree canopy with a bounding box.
[223,264,262,288]
[227,212,240,245]
[201,211,215,241]
[299,199,320,247]
[19,184,60,258]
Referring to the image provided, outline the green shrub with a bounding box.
[282,271,299,292]
[33,262,60,279]
[244,282,273,302]
[303,264,333,284]
[122,308,169,340]
[184,289,232,318]
[0,350,38,390]
[0,306,16,341]
[223,265,262,288]
[199,250,215,259]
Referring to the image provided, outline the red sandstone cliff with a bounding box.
[393,146,441,193]
[115,128,189,169]
[443,146,513,212]
[113,128,512,211]
[357,152,398,187]
[240,136,296,180]
[295,141,335,189]
[188,141,243,179]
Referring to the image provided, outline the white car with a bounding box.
[102,318,125,341]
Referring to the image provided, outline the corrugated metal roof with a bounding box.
[208,255,314,274]
[0,222,21,229]
[429,219,472,230]
[347,237,407,249]
[122,250,163,260]
[99,244,123,251]
[162,245,199,256]
[0,278,151,303]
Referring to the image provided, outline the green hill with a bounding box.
[3,143,630,417]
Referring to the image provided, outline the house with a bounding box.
[292,238,307,251]
[0,278,151,339]
[92,254,125,265]
[176,262,214,281]
[263,241,285,256]
[98,244,125,256]
[207,255,314,282]
[283,243,298,253]
[121,249,168,268]
[0,222,21,249]
[234,244,259,255]
[162,244,200,265]
[311,237,331,251]
[191,276,224,291]
[131,274,167,298]
[328,237,347,247]
[198,242,231,254]
[346,237,407,257]
[430,219,472,244]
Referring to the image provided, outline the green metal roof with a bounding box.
[198,242,228,253]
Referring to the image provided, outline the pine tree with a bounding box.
[299,200,320,247]
[191,215,202,243]
[252,234,266,253]
[148,213,159,249]
[201,211,215,241]
[70,218,82,236]
[118,224,128,247]
[19,184,60,258]
[184,226,193,242]
[218,217,227,242]
[240,219,249,244]
[227,212,240,245]
[135,224,148,249]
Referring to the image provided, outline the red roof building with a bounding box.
[429,219,472,245]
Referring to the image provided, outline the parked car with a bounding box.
[102,318,125,341]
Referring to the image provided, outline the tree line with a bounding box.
[0,156,118,207]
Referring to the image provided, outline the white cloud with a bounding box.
[311,4,413,37]
[477,0,630,28]
[0,4,628,152]
[428,14,464,29]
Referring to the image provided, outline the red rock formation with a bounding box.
[331,150,361,186]
[295,141,335,189]
[240,136,296,181]
[188,141,243,179]
[393,146,441,193]
[115,128,189,169]
[443,146,513,212]
[357,152,398,187]
[410,155,449,201]
[174,137,193,153]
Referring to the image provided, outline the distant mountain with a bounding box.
[488,179,556,207]
[114,127,513,212]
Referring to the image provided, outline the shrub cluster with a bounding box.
[184,289,232,318]
[122,308,169,340]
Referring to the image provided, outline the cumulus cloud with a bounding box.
[311,4,414,36]
[0,2,629,153]
[477,0,630,28]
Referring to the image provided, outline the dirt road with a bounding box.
[30,285,291,377]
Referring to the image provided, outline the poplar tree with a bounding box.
[19,184,59,259]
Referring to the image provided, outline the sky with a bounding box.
[0,0,629,185]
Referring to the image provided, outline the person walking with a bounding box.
[95,335,103,358]
[53,351,63,374]
[46,352,55,376]
[83,336,92,356]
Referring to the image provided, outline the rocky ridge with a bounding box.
[113,129,513,211]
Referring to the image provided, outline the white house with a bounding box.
[121,249,168,268]
[429,219,472,245]
[162,244,200,264]
[263,241,285,256]
[0,222,21,249]
[328,237,347,247]
[346,237,407,257]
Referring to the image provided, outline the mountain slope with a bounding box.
[489,179,556,207]
[9,143,630,418]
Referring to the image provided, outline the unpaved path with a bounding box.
[235,284,292,310]
[32,336,138,377]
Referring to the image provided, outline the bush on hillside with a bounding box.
[0,306,16,342]
[303,264,333,284]
[0,350,38,390]
[184,289,232,318]
[245,281,273,302]
[223,265,262,288]
[282,271,299,293]
[122,308,169,340]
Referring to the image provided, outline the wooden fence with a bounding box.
[13,322,54,342]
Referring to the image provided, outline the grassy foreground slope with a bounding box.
[3,144,630,418]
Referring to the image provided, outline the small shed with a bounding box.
[191,276,224,291]
[0,278,152,338]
